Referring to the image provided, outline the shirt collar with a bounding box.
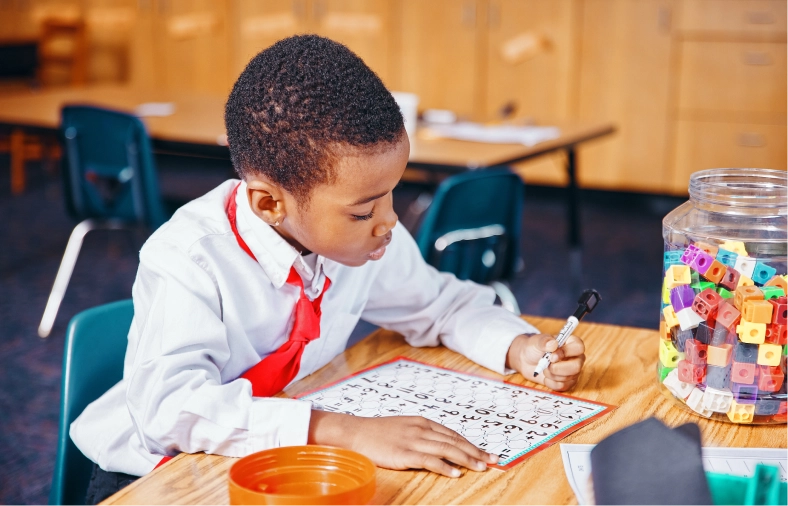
[233,180,329,291]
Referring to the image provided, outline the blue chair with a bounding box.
[49,299,133,505]
[414,168,524,314]
[38,106,167,338]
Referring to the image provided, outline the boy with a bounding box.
[72,35,585,502]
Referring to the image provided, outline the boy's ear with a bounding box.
[246,178,286,226]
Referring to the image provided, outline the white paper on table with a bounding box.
[423,122,560,146]
[134,102,176,117]
[560,443,788,505]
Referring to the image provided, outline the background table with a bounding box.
[101,316,786,505]
[0,86,614,259]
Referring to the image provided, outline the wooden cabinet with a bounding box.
[575,0,675,193]
[395,0,482,119]
[668,0,787,192]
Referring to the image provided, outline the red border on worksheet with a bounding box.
[294,356,616,470]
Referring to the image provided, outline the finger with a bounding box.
[416,436,490,472]
[425,421,499,463]
[524,335,558,363]
[557,336,585,358]
[543,376,577,391]
[405,451,463,478]
[546,355,586,377]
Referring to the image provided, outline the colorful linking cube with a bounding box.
[660,240,787,424]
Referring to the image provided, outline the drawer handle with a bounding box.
[742,51,772,66]
[738,132,766,148]
[746,11,775,25]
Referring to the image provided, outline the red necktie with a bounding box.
[227,182,331,397]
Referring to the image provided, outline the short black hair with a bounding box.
[225,35,404,202]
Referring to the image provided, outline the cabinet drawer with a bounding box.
[679,0,786,35]
[671,120,786,192]
[678,41,786,116]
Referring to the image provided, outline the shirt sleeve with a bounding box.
[360,223,540,375]
[124,239,312,460]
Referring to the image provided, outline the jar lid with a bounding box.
[689,168,787,213]
[228,445,376,505]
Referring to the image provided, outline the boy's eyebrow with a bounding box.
[348,191,388,206]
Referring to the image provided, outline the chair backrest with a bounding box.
[414,168,524,284]
[49,299,133,505]
[60,105,166,229]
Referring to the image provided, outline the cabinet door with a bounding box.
[229,0,307,83]
[396,0,481,119]
[152,0,231,94]
[576,0,674,192]
[485,0,576,122]
[310,0,394,85]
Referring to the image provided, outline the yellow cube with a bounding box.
[742,300,774,324]
[663,305,679,329]
[737,320,766,344]
[665,265,691,290]
[757,343,782,366]
[727,400,755,424]
[721,240,748,257]
[737,275,755,289]
[659,339,680,368]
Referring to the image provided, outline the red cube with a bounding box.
[715,301,741,332]
[692,288,724,321]
[757,366,785,393]
[678,359,706,384]
[731,360,757,385]
[685,339,708,366]
[765,324,788,346]
[719,267,741,292]
[769,296,787,324]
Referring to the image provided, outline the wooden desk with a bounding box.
[0,86,614,254]
[102,317,786,505]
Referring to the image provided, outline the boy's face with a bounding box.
[248,134,409,267]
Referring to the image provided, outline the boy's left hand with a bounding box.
[505,333,585,391]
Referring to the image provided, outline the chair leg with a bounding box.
[490,281,521,316]
[10,128,26,195]
[38,219,98,338]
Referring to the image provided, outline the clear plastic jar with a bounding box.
[659,168,787,424]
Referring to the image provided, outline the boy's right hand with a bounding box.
[308,410,498,477]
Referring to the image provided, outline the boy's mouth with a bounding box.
[367,232,392,261]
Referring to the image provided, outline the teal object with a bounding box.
[707,464,788,505]
[38,106,169,338]
[664,250,684,271]
[414,168,523,286]
[49,299,133,505]
[717,248,738,268]
[752,262,777,286]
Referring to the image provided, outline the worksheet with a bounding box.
[560,444,788,505]
[297,357,615,470]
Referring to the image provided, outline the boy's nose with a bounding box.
[372,208,398,237]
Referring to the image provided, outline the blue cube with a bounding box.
[734,342,758,364]
[751,261,777,286]
[706,364,732,390]
[716,248,738,268]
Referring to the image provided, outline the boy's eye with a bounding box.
[352,211,375,221]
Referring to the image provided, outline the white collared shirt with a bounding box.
[70,179,539,476]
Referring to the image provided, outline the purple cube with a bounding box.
[732,383,758,404]
[671,327,694,352]
[695,322,713,345]
[670,284,696,312]
[681,244,700,266]
[689,250,715,274]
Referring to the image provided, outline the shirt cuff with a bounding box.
[472,314,540,375]
[247,397,313,453]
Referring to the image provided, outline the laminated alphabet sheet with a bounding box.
[296,357,615,470]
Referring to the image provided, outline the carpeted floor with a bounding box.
[0,154,683,504]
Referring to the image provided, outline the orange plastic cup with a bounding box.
[228,445,376,505]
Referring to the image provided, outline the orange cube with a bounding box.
[734,285,763,311]
[742,299,774,324]
[707,344,733,367]
[701,259,727,284]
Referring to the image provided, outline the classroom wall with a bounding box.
[1,0,785,195]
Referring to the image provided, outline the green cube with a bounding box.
[658,361,675,382]
[761,286,785,300]
[717,287,733,299]
[692,280,715,293]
